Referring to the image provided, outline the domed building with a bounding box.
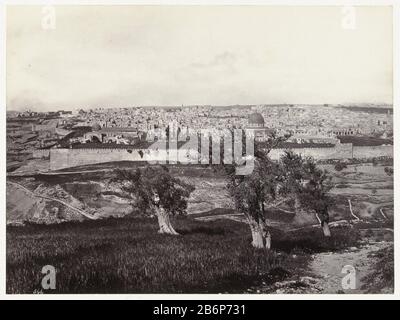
[246,112,272,141]
[248,112,265,128]
[92,122,102,131]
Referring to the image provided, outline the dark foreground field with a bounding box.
[7,216,365,294]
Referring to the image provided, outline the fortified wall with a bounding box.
[268,143,353,160]
[33,149,50,159]
[353,145,393,159]
[49,143,393,171]
[50,148,200,170]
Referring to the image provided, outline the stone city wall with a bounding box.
[32,149,50,159]
[268,143,353,160]
[50,147,200,170]
[352,145,393,159]
[49,143,393,170]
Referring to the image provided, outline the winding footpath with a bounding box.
[307,241,392,294]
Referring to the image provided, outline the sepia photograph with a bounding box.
[4,3,395,296]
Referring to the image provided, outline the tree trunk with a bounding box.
[321,221,331,237]
[265,231,271,249]
[258,218,271,249]
[294,196,302,215]
[317,210,331,237]
[155,207,179,235]
[251,226,265,248]
[246,214,271,249]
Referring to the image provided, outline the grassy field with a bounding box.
[7,216,360,294]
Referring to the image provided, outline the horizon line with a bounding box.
[6,102,394,112]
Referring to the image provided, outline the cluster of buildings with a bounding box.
[6,112,75,166]
[74,104,392,146]
[6,104,393,171]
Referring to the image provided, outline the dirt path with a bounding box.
[256,241,393,294]
[307,241,391,293]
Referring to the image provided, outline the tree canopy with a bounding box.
[115,166,195,234]
[117,166,194,216]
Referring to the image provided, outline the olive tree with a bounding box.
[227,142,334,249]
[226,135,290,249]
[280,151,305,215]
[116,166,194,235]
[280,151,333,236]
[384,167,393,176]
[294,157,333,237]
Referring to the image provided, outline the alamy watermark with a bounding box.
[341,6,357,30]
[41,6,56,30]
[41,265,56,290]
[144,123,256,175]
[341,265,356,290]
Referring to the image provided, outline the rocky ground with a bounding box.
[6,175,233,224]
[6,179,135,224]
[246,240,393,294]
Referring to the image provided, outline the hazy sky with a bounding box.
[7,5,393,111]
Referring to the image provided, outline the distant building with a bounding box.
[82,123,140,144]
[287,134,338,145]
[99,127,139,140]
[331,128,357,136]
[246,113,273,141]
[58,110,73,117]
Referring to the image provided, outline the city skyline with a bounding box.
[7,102,394,114]
[7,6,393,111]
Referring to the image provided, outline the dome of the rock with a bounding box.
[92,123,102,131]
[248,113,265,127]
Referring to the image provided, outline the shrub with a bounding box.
[334,162,348,171]
[362,246,394,293]
[384,167,393,176]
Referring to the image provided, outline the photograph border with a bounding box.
[1,0,398,300]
